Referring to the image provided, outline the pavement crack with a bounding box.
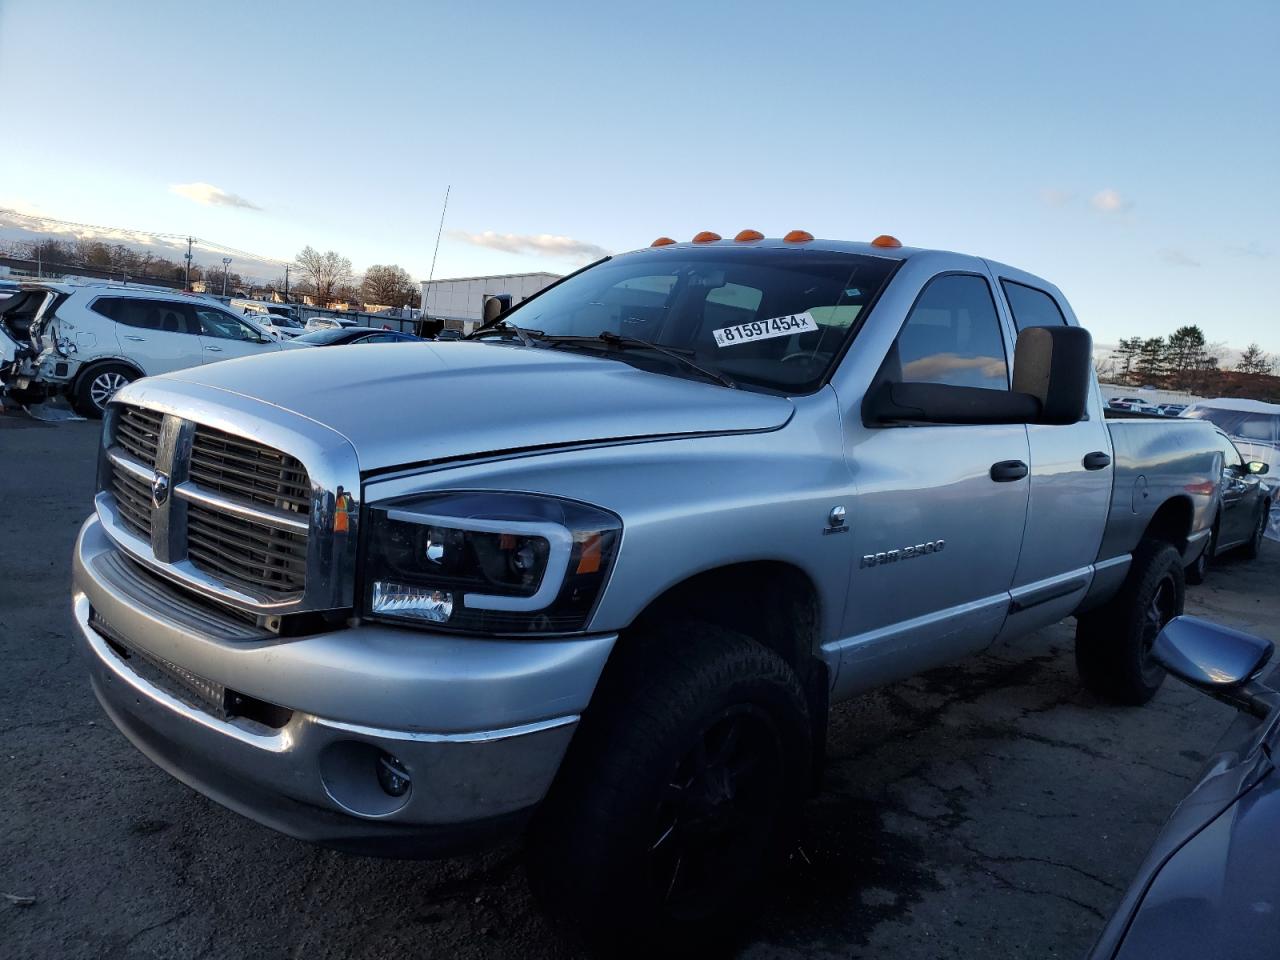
[960,843,1122,892]
[120,908,190,949]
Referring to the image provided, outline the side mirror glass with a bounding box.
[1011,326,1092,425]
[1153,616,1275,717]
[1248,461,1269,475]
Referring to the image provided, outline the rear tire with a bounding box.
[1076,539,1184,705]
[73,363,136,418]
[527,623,811,954]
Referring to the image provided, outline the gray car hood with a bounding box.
[161,342,794,472]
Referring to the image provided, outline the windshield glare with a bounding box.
[503,248,897,393]
[1187,407,1280,446]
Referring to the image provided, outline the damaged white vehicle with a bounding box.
[0,282,280,416]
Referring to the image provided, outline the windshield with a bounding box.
[1186,407,1280,446]
[294,327,368,345]
[500,248,898,393]
[268,310,303,327]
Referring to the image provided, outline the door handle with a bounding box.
[1082,451,1111,470]
[205,346,223,352]
[123,335,146,342]
[990,460,1029,482]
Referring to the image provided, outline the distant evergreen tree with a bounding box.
[1237,343,1273,375]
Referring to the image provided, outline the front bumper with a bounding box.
[73,515,616,857]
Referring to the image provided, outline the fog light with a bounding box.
[377,753,411,797]
[371,581,453,623]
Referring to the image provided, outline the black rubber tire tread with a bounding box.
[527,622,811,955]
[1242,502,1269,560]
[72,362,135,419]
[1076,539,1184,705]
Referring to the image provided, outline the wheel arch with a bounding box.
[1141,495,1194,553]
[616,560,830,752]
[72,355,145,393]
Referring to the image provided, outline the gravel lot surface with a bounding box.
[3,413,1276,959]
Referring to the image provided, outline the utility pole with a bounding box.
[221,257,232,297]
[184,237,195,290]
[284,263,290,302]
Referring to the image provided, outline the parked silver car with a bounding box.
[72,235,1223,948]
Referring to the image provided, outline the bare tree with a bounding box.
[296,246,352,303]
[360,264,417,307]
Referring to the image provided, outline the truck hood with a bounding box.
[161,342,794,472]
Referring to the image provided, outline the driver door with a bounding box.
[1215,431,1257,547]
[835,272,1030,692]
[193,307,279,363]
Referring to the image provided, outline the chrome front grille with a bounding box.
[187,502,309,595]
[102,403,320,606]
[111,468,153,539]
[115,406,163,467]
[190,425,312,516]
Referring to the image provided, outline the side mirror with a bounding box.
[1249,461,1269,475]
[1011,325,1093,425]
[863,381,1041,425]
[1153,615,1277,717]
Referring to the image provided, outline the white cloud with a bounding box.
[1227,240,1270,259]
[1160,248,1200,268]
[1040,188,1074,207]
[169,182,261,210]
[451,230,609,264]
[1090,188,1131,214]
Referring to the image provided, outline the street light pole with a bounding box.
[221,257,232,297]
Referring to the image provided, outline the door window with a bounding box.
[1002,281,1067,332]
[194,307,261,341]
[883,274,1009,391]
[94,298,196,334]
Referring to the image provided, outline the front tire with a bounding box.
[527,624,811,953]
[1076,539,1184,705]
[1185,520,1216,585]
[1243,502,1269,560]
[73,363,136,418]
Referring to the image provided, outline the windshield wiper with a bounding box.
[466,320,543,346]
[593,331,737,389]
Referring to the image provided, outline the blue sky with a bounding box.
[1,0,1276,350]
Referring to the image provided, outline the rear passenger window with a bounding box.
[1002,281,1067,332]
[95,298,195,334]
[884,274,1009,391]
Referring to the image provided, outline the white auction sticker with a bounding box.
[712,311,818,348]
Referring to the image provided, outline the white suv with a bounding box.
[0,282,282,416]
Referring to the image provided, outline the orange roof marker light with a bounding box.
[651,236,677,247]
[692,231,722,243]
[783,229,814,243]
[734,229,764,242]
[871,234,902,248]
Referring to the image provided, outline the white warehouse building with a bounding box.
[420,272,560,333]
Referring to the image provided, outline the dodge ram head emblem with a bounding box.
[151,472,170,508]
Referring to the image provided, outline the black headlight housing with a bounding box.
[361,491,621,635]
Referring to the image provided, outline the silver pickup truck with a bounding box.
[73,235,1222,948]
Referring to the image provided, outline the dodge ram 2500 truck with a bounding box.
[73,234,1222,948]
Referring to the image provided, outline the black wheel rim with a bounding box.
[1140,573,1177,685]
[649,704,784,920]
